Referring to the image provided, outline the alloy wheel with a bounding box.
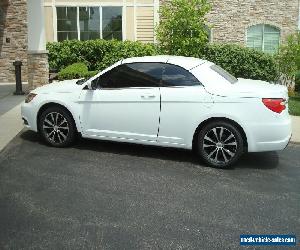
[202,126,238,164]
[42,112,70,144]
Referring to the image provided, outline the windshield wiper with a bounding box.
[76,78,88,85]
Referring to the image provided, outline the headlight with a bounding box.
[25,93,37,103]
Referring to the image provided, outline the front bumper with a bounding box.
[21,102,38,132]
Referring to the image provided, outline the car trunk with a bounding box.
[204,78,288,99]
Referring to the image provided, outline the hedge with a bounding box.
[200,44,279,82]
[47,39,278,82]
[47,40,157,73]
[57,62,97,81]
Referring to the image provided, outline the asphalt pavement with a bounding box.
[0,130,299,249]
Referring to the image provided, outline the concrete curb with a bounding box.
[0,82,28,86]
[291,116,300,143]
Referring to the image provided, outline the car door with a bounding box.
[79,62,162,142]
[158,63,213,146]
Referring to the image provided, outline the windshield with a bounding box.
[210,65,238,84]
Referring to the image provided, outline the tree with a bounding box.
[277,32,300,76]
[276,32,300,90]
[156,0,211,56]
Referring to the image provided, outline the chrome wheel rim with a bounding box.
[203,127,237,164]
[42,112,69,144]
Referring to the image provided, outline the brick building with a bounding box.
[0,0,299,86]
[0,0,28,83]
[0,0,48,89]
[207,0,299,53]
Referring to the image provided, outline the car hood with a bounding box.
[204,78,288,99]
[33,79,84,94]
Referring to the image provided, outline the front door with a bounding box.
[79,62,162,142]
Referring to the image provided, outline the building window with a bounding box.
[204,25,212,42]
[246,24,280,54]
[56,6,122,42]
[79,7,100,41]
[57,7,78,41]
[102,7,122,40]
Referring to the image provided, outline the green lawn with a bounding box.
[289,95,300,116]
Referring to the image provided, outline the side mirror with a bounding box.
[87,79,98,90]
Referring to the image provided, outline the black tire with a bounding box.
[38,106,76,147]
[197,121,244,168]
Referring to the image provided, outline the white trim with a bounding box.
[52,0,57,42]
[133,0,137,41]
[28,0,47,51]
[28,50,49,54]
[153,0,159,43]
[122,0,126,41]
[100,7,103,39]
[262,24,265,52]
[77,6,80,40]
[44,2,155,7]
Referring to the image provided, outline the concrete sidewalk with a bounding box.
[291,116,300,143]
[0,82,27,152]
[0,104,24,152]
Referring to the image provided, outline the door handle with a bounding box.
[141,94,156,99]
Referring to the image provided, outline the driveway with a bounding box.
[0,130,299,249]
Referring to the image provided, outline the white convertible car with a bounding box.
[21,56,291,168]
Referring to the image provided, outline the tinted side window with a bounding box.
[162,64,201,87]
[98,63,163,88]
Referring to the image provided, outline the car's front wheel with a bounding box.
[38,106,76,147]
[197,121,244,168]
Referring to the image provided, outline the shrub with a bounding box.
[201,44,279,82]
[48,39,278,82]
[156,0,211,56]
[47,39,157,72]
[57,62,97,81]
[277,32,300,79]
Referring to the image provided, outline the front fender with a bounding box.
[35,95,82,133]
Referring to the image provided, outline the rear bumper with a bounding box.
[250,133,291,152]
[247,115,292,152]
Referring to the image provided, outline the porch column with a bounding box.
[27,0,49,90]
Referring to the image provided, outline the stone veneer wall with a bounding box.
[0,0,27,82]
[27,53,49,90]
[207,0,299,45]
[159,0,299,45]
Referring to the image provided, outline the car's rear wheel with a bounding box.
[38,106,76,147]
[197,121,244,168]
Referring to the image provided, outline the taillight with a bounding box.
[262,98,286,113]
